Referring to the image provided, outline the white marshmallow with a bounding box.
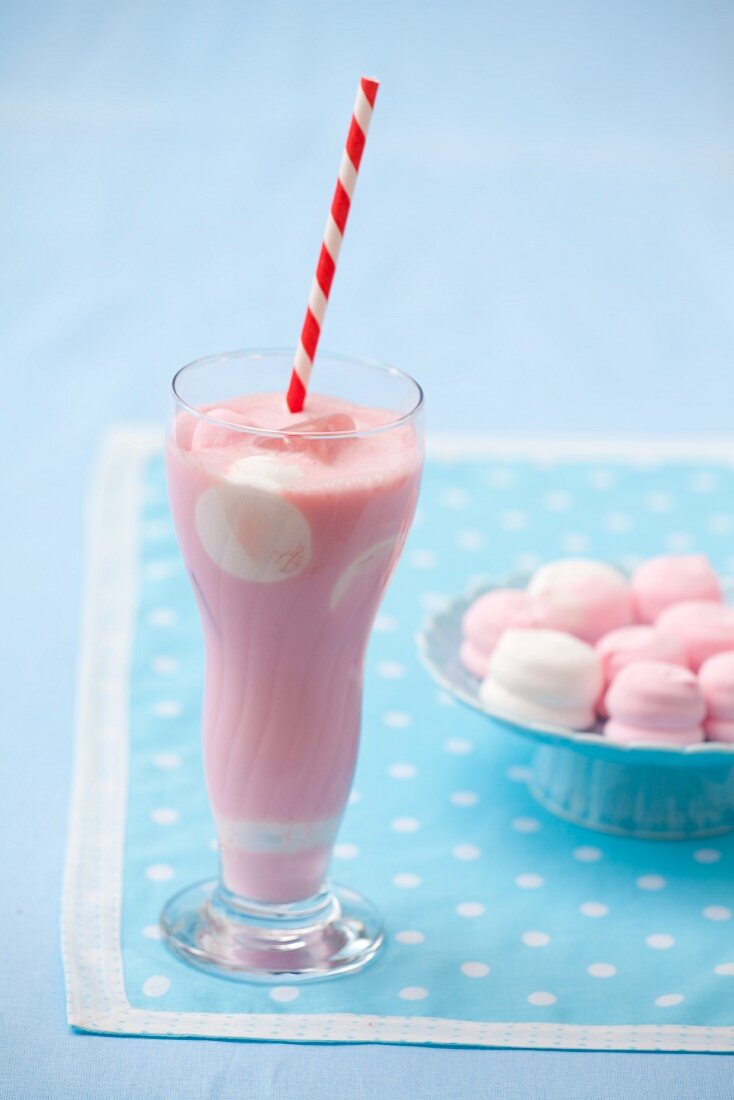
[480,628,602,730]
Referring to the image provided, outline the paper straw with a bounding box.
[286,76,380,412]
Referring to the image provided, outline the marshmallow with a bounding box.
[460,589,536,678]
[698,652,734,743]
[631,554,723,623]
[655,600,734,672]
[195,457,311,582]
[480,628,602,730]
[603,661,705,745]
[527,558,635,644]
[191,405,253,450]
[595,625,689,710]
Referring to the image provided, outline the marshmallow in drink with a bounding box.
[191,405,254,450]
[460,589,536,678]
[527,559,635,644]
[631,554,723,623]
[655,600,734,672]
[603,661,706,745]
[195,454,312,582]
[595,624,689,709]
[698,652,734,743]
[480,628,603,730]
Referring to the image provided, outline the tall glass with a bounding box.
[161,350,424,981]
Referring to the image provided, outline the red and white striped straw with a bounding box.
[286,76,380,413]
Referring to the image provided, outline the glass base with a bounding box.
[160,879,384,983]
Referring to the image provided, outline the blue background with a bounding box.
[2,0,733,1095]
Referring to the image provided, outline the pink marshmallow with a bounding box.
[631,554,723,623]
[603,660,705,745]
[656,600,734,672]
[191,405,253,450]
[527,559,635,644]
[460,589,535,678]
[595,625,689,714]
[698,651,734,743]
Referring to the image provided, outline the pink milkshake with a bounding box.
[165,360,423,915]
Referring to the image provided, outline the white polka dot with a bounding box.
[399,986,428,1001]
[561,532,590,554]
[388,762,416,779]
[209,837,219,852]
[484,468,514,489]
[514,552,541,574]
[456,901,485,918]
[150,808,180,826]
[528,991,557,1006]
[142,975,170,997]
[694,848,722,864]
[512,817,541,834]
[506,765,532,783]
[714,963,734,975]
[143,924,163,940]
[374,614,398,633]
[522,931,551,947]
[409,549,436,569]
[392,872,422,888]
[455,529,486,551]
[148,608,176,627]
[573,846,603,863]
[655,994,684,1007]
[145,560,176,581]
[646,933,675,950]
[603,513,633,534]
[420,592,450,613]
[334,843,359,860]
[144,520,170,540]
[588,470,616,490]
[348,790,361,805]
[392,817,421,833]
[451,791,479,807]
[703,906,732,922]
[383,711,412,729]
[146,863,175,882]
[461,961,490,978]
[444,738,473,755]
[151,656,179,675]
[153,752,182,770]
[440,487,471,509]
[709,514,734,535]
[588,963,616,978]
[437,691,455,706]
[689,472,718,494]
[395,930,424,944]
[377,660,406,679]
[515,873,544,890]
[500,510,529,532]
[270,985,299,1003]
[543,490,573,512]
[152,700,183,718]
[646,492,674,514]
[453,844,481,861]
[636,874,666,891]
[665,532,693,553]
[580,902,609,918]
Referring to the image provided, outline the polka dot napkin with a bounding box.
[62,428,734,1050]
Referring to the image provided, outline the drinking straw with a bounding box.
[286,76,380,412]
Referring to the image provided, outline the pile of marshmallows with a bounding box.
[461,555,734,745]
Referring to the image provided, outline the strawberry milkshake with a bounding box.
[161,350,423,980]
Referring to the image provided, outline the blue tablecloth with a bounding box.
[3,0,734,1095]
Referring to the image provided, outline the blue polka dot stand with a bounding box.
[62,427,734,1050]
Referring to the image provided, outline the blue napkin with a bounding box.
[62,429,734,1050]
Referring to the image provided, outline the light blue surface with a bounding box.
[2,0,734,1095]
[117,451,734,1035]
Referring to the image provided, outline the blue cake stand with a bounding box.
[418,581,734,839]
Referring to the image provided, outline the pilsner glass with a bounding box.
[161,349,424,981]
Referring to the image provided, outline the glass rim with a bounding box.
[171,347,424,440]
